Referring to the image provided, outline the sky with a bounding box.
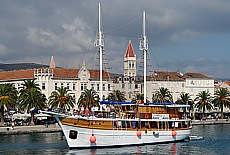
[0,0,230,79]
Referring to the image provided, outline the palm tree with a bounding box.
[48,86,75,110]
[19,80,46,125]
[176,93,194,117]
[107,90,126,102]
[0,84,18,126]
[21,79,40,91]
[19,88,46,125]
[195,90,213,118]
[152,87,173,103]
[212,88,230,119]
[132,93,144,104]
[78,89,100,110]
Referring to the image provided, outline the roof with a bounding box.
[0,69,34,81]
[125,40,135,57]
[0,68,111,81]
[147,71,184,81]
[146,71,212,81]
[183,72,212,79]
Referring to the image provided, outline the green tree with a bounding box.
[107,90,126,102]
[176,93,194,117]
[132,93,144,104]
[78,89,100,110]
[212,88,230,119]
[195,90,213,118]
[48,86,75,110]
[152,87,173,103]
[21,79,40,90]
[0,84,18,126]
[19,80,46,125]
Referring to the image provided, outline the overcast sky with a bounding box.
[0,0,230,79]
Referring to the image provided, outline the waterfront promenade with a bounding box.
[0,124,61,135]
[192,119,230,125]
[0,119,230,135]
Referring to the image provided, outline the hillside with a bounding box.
[0,63,50,71]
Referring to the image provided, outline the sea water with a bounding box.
[1,124,230,155]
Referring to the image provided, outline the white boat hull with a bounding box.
[61,124,191,148]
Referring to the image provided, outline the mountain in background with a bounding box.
[0,63,50,71]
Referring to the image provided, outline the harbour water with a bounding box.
[1,124,230,155]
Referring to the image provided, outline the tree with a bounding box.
[78,89,100,110]
[0,84,18,126]
[19,80,46,125]
[152,87,173,103]
[132,93,144,104]
[21,79,40,91]
[195,90,213,118]
[107,90,126,102]
[48,86,75,110]
[176,93,194,117]
[212,88,230,119]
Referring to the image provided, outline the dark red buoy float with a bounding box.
[136,130,142,137]
[90,135,96,143]
[172,131,177,137]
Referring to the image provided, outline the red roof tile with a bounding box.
[125,40,135,57]
[0,68,111,81]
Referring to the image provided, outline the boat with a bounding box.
[42,3,192,149]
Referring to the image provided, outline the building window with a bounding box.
[182,83,184,87]
[42,83,45,90]
[55,83,58,90]
[108,84,111,91]
[67,83,70,89]
[135,84,138,89]
[122,84,125,89]
[103,84,105,91]
[129,93,132,98]
[97,84,100,91]
[61,83,64,87]
[84,84,87,90]
[129,84,132,89]
[73,83,76,90]
[81,83,84,90]
[207,80,210,85]
[91,84,94,90]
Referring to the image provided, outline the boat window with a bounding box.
[149,121,157,129]
[113,121,117,128]
[131,121,137,129]
[121,121,126,128]
[69,130,78,139]
[126,121,131,128]
[168,121,173,129]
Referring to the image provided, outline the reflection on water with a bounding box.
[1,125,230,154]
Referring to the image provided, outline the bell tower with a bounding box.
[124,40,136,77]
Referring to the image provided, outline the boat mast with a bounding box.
[139,11,148,103]
[95,3,104,102]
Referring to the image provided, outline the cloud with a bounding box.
[0,0,230,78]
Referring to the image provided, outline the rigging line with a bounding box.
[104,32,138,38]
[104,14,142,33]
[103,43,123,75]
[84,9,98,68]
[147,26,162,70]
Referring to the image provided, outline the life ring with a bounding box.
[145,114,149,119]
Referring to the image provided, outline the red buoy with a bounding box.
[90,135,96,143]
[136,130,142,137]
[172,131,177,137]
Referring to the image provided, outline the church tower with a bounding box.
[124,40,136,77]
[49,56,56,68]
